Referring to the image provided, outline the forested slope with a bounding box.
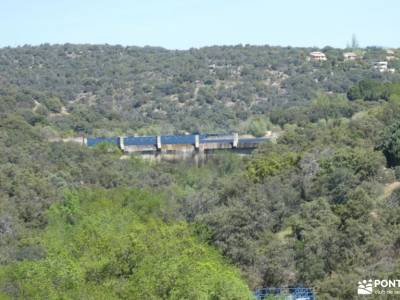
[1,44,399,135]
[1,44,400,299]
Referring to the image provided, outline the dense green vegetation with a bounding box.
[347,80,400,102]
[1,44,400,299]
[0,44,398,135]
[0,189,252,299]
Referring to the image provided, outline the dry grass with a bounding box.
[383,181,400,198]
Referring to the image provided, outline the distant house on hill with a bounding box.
[373,61,395,73]
[343,52,358,61]
[373,61,388,72]
[386,49,397,61]
[309,51,327,61]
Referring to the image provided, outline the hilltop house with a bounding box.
[309,51,327,61]
[373,61,395,73]
[386,49,397,61]
[374,61,388,72]
[343,52,358,61]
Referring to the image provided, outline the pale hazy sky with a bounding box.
[1,0,398,49]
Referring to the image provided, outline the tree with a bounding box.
[347,85,362,101]
[248,117,270,137]
[247,151,299,182]
[379,120,400,166]
[42,97,63,113]
[350,34,359,49]
[347,80,384,101]
[0,188,253,300]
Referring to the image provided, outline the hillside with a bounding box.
[2,44,400,299]
[1,44,399,135]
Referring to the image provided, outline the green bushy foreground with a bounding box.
[0,188,252,300]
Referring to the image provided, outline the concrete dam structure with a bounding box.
[84,133,271,153]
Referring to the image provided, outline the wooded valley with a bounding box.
[1,44,400,299]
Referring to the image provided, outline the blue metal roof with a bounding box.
[254,287,315,300]
[124,136,157,146]
[161,135,195,145]
[87,134,269,147]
